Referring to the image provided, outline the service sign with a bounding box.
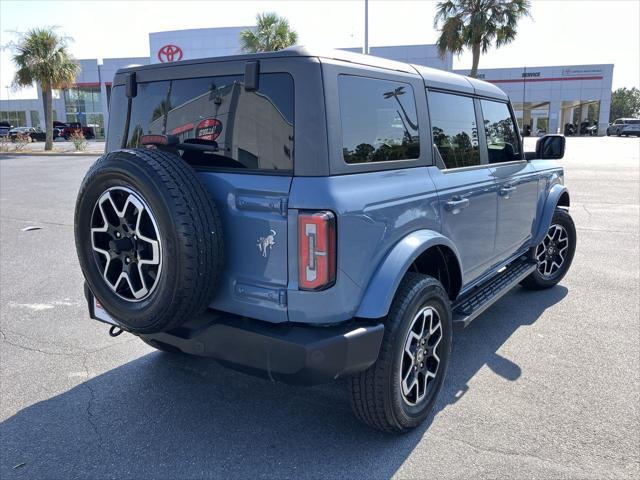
[196,118,223,141]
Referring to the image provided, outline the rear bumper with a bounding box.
[85,286,384,386]
[144,315,384,385]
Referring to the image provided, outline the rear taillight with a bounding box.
[298,211,336,291]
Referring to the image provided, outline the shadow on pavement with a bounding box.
[0,285,567,479]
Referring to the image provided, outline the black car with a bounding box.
[9,127,47,142]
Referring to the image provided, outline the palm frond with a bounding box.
[10,27,79,89]
[434,0,531,63]
[240,12,298,53]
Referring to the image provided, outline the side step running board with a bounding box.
[452,258,537,328]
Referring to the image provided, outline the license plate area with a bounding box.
[87,290,118,326]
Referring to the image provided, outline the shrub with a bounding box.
[70,130,87,151]
[0,134,10,152]
[14,132,31,150]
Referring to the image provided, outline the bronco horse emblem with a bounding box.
[257,229,277,258]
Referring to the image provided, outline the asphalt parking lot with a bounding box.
[1,137,639,479]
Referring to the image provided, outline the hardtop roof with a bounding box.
[115,45,508,100]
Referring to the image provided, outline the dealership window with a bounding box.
[338,75,419,164]
[120,73,294,171]
[428,91,480,169]
[30,110,40,129]
[0,110,27,127]
[64,86,104,137]
[480,100,520,163]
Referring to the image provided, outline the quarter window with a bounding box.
[339,75,420,164]
[480,100,521,163]
[428,91,480,169]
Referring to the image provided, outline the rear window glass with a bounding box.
[107,73,294,172]
[338,75,420,164]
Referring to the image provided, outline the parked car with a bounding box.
[8,127,47,142]
[586,123,599,136]
[74,47,576,433]
[607,118,640,136]
[0,125,11,139]
[53,121,95,140]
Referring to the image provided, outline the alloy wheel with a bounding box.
[400,305,443,406]
[90,186,162,301]
[535,223,569,279]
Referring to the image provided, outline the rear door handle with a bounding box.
[445,198,470,213]
[499,186,517,197]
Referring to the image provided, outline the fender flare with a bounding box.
[355,230,463,319]
[531,184,570,246]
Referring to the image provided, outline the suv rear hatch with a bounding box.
[107,67,295,323]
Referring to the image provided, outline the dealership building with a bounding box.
[0,26,614,137]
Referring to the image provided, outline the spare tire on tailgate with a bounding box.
[74,148,223,334]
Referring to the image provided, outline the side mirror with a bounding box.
[535,134,565,159]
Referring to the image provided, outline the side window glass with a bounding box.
[339,75,420,164]
[428,91,480,169]
[480,99,521,163]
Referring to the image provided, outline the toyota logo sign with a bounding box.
[158,44,183,63]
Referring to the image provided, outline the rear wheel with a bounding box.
[348,273,452,433]
[521,208,576,290]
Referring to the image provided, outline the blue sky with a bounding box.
[1,0,638,100]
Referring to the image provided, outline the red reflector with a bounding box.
[298,211,336,291]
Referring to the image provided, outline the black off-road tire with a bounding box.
[348,273,452,433]
[75,148,223,334]
[521,208,576,290]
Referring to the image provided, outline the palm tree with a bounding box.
[434,0,531,78]
[240,13,298,53]
[11,27,79,150]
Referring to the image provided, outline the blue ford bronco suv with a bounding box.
[75,47,576,433]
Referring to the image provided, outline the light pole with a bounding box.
[364,0,369,55]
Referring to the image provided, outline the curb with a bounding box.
[0,151,102,158]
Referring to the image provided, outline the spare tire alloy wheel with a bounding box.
[91,186,161,301]
[535,223,569,279]
[400,305,443,406]
[75,148,223,334]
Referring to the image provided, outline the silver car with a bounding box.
[607,118,640,136]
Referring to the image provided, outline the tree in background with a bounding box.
[609,87,640,121]
[434,0,531,78]
[11,27,79,150]
[240,13,298,53]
